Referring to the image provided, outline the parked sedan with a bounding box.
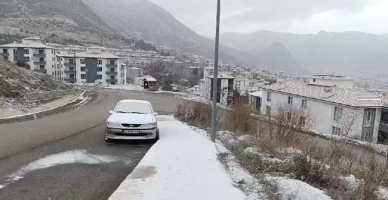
[105,100,159,142]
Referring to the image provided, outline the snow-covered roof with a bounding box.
[250,91,262,97]
[57,52,120,59]
[0,42,54,49]
[262,81,382,107]
[206,72,235,79]
[145,77,157,82]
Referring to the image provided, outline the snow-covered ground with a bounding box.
[0,92,85,119]
[104,84,144,91]
[109,116,247,200]
[109,116,334,200]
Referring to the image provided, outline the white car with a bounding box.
[105,100,159,142]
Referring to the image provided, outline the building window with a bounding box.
[313,79,316,82]
[110,60,115,65]
[267,92,272,102]
[40,65,45,69]
[332,126,341,135]
[52,65,54,68]
[81,74,86,79]
[25,57,29,61]
[52,58,54,61]
[98,75,102,79]
[302,100,307,108]
[364,109,376,126]
[81,67,85,72]
[80,59,85,64]
[98,60,102,64]
[287,112,292,120]
[334,107,343,122]
[24,49,29,54]
[39,50,44,54]
[266,106,271,116]
[300,116,306,126]
[69,59,74,64]
[98,67,102,72]
[288,96,293,105]
[110,68,115,72]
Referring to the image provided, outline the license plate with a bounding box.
[123,130,140,134]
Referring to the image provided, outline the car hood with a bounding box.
[107,113,156,124]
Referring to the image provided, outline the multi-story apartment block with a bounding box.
[57,47,126,85]
[234,76,250,95]
[0,37,57,76]
[261,75,382,143]
[203,73,235,106]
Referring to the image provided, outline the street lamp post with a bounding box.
[211,0,221,142]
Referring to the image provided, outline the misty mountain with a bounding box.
[221,31,388,78]
[81,0,305,73]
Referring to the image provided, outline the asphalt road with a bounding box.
[0,89,184,200]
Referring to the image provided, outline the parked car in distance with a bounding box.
[105,100,159,142]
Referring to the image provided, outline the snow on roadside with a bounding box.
[109,116,247,200]
[189,127,333,200]
[378,187,388,200]
[104,84,144,91]
[267,177,332,200]
[0,150,128,189]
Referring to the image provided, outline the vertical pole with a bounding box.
[211,0,221,142]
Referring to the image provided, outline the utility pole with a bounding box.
[211,0,221,142]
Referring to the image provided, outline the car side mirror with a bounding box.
[154,112,159,116]
[109,111,115,114]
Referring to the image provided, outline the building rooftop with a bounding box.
[262,81,381,107]
[57,52,120,59]
[250,91,263,97]
[0,42,54,49]
[206,73,235,79]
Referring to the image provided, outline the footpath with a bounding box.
[109,116,247,200]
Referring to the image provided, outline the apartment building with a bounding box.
[57,47,126,85]
[0,37,56,76]
[234,76,250,95]
[127,67,144,82]
[261,75,382,143]
[203,73,235,106]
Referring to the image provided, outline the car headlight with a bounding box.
[106,121,121,128]
[141,123,157,129]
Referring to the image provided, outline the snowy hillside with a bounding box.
[0,61,75,111]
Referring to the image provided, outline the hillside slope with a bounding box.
[0,61,73,109]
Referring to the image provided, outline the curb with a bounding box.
[0,91,87,124]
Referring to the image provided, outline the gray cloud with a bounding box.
[147,0,388,35]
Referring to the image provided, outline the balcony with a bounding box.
[64,63,76,67]
[33,59,46,64]
[0,52,9,56]
[33,69,47,74]
[64,69,76,74]
[106,78,118,83]
[64,78,77,82]
[33,50,46,57]
[379,122,388,133]
[106,71,118,75]
[106,63,117,68]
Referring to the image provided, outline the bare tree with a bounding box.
[144,62,168,86]
[269,103,315,146]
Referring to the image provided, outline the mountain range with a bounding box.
[0,0,385,78]
[221,30,388,78]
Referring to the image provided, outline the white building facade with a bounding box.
[0,37,57,77]
[261,76,382,143]
[203,73,235,106]
[57,47,126,85]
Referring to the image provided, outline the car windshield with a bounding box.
[114,102,153,114]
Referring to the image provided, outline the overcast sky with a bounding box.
[147,0,388,36]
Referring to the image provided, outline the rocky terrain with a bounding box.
[0,61,77,111]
